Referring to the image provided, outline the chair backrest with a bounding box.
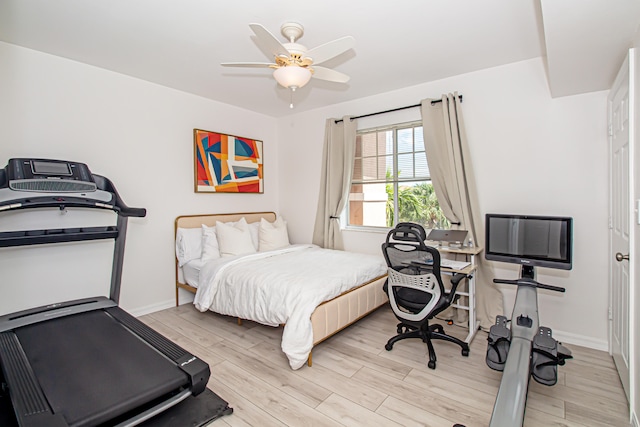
[382,222,441,274]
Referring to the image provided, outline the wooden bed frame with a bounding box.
[174,211,388,366]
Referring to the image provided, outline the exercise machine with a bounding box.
[0,158,211,427]
[484,213,573,427]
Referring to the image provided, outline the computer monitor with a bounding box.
[485,213,573,270]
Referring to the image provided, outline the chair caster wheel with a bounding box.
[428,360,436,369]
[462,349,469,357]
[385,343,393,351]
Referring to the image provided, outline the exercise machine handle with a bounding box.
[92,175,146,218]
[493,277,565,293]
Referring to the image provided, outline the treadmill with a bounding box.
[0,158,210,427]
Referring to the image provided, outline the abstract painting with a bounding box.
[194,129,263,193]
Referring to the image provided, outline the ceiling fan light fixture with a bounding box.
[223,22,354,108]
[273,66,312,89]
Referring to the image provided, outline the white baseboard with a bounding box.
[128,289,196,317]
[552,329,608,352]
[128,299,175,317]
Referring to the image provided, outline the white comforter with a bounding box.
[194,244,387,369]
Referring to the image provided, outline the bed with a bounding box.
[174,212,388,370]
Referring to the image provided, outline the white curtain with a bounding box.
[421,93,503,330]
[312,116,357,250]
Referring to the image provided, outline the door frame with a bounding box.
[608,47,635,421]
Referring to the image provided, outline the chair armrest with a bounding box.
[449,273,468,294]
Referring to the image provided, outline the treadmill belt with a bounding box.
[14,310,189,427]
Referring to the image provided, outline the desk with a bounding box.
[407,245,483,344]
[440,245,482,344]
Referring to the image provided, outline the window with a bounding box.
[348,122,449,229]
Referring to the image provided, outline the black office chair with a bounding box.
[382,223,470,369]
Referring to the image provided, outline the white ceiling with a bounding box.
[1,0,638,117]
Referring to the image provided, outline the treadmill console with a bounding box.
[6,158,96,193]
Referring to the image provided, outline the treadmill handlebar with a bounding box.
[0,195,117,212]
[0,174,146,218]
[0,165,145,248]
[92,174,146,218]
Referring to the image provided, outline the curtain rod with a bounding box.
[334,94,463,124]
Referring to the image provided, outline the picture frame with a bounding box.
[194,129,263,193]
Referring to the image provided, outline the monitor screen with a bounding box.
[31,160,72,176]
[485,214,573,270]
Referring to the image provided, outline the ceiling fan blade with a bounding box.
[221,62,274,68]
[312,66,350,83]
[305,36,355,65]
[249,23,290,58]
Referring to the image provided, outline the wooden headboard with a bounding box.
[175,211,276,230]
[174,211,276,305]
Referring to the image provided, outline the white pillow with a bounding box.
[216,217,257,257]
[248,221,260,250]
[214,219,259,250]
[259,217,290,252]
[201,224,221,261]
[175,227,203,267]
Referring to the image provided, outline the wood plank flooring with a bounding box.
[139,304,630,427]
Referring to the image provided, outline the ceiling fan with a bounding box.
[221,22,355,107]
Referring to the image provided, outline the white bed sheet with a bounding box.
[194,244,387,369]
[182,259,204,288]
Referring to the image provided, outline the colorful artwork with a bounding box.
[194,129,263,193]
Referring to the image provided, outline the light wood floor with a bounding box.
[140,304,630,427]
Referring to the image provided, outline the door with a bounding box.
[609,49,634,401]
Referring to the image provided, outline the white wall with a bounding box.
[0,41,611,351]
[277,58,610,349]
[0,41,278,315]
